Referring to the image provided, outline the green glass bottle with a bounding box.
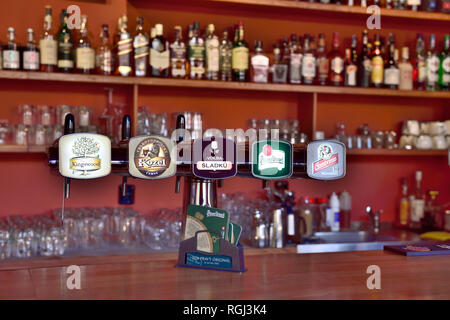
[231,22,249,82]
[438,35,450,91]
[57,9,74,73]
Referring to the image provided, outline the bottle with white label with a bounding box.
[409,171,425,230]
[326,192,340,232]
[39,5,57,72]
[384,33,399,89]
[301,34,316,85]
[426,34,440,91]
[3,27,20,70]
[75,15,95,74]
[399,47,413,90]
[250,40,269,83]
[23,28,40,71]
[205,24,220,80]
[407,0,421,10]
[150,23,170,78]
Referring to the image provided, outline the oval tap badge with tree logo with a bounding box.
[59,133,111,179]
[128,136,176,179]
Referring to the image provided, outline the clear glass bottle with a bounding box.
[57,9,74,73]
[384,33,399,89]
[133,17,149,77]
[96,24,113,75]
[413,34,426,90]
[398,47,413,90]
[3,27,20,70]
[114,15,133,77]
[232,22,249,82]
[250,40,269,83]
[425,34,440,91]
[272,44,288,83]
[75,15,95,74]
[316,34,328,86]
[439,34,450,91]
[188,21,205,80]
[170,26,188,79]
[328,32,344,86]
[150,23,169,78]
[205,24,220,80]
[289,34,302,84]
[410,171,425,230]
[39,5,57,72]
[301,34,316,85]
[23,28,40,71]
[219,28,232,81]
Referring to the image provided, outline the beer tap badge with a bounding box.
[307,140,346,180]
[251,140,292,179]
[59,133,111,179]
[128,136,176,179]
[192,137,237,179]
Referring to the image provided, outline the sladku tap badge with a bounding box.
[192,137,237,179]
[251,140,292,179]
[59,133,111,179]
[128,136,176,179]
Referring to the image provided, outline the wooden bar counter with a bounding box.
[1,248,449,300]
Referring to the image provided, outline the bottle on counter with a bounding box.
[250,40,269,83]
[398,178,410,227]
[23,28,40,72]
[96,24,114,76]
[298,197,314,238]
[317,198,329,231]
[170,26,188,79]
[219,28,232,81]
[57,9,73,73]
[188,21,205,80]
[75,15,95,74]
[439,34,450,91]
[150,23,169,78]
[426,34,440,91]
[409,171,425,231]
[398,47,413,90]
[133,17,149,77]
[40,5,57,72]
[289,34,302,84]
[3,27,20,71]
[205,24,220,80]
[231,21,249,82]
[328,32,344,86]
[339,191,352,231]
[114,15,133,77]
[326,192,340,232]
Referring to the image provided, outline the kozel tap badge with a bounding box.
[128,136,177,179]
[192,137,237,179]
[251,140,293,179]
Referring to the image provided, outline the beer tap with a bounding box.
[174,114,185,194]
[63,114,75,199]
[119,115,132,200]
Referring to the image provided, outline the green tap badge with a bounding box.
[251,140,292,179]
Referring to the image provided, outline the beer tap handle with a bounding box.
[121,114,131,141]
[175,114,186,194]
[63,114,75,199]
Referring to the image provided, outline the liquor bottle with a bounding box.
[384,33,399,89]
[75,15,95,74]
[289,34,302,84]
[409,171,425,231]
[398,178,410,228]
[344,49,357,87]
[96,24,113,76]
[421,0,438,10]
[301,34,316,85]
[250,40,269,83]
[40,5,57,72]
[170,26,188,79]
[205,24,220,80]
[133,17,149,77]
[23,28,40,71]
[398,47,413,90]
[281,36,290,67]
[316,33,328,86]
[406,0,421,10]
[3,27,20,70]
[114,15,133,77]
[188,21,205,80]
[439,35,450,91]
[232,22,249,82]
[328,32,344,86]
[150,24,169,78]
[370,34,384,88]
[413,34,426,90]
[425,34,440,91]
[219,28,232,81]
[272,43,288,83]
[57,9,73,73]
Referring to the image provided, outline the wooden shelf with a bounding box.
[1,71,449,99]
[347,149,448,156]
[135,0,450,22]
[0,145,47,153]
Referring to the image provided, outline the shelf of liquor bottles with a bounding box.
[177,0,450,22]
[1,70,449,99]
